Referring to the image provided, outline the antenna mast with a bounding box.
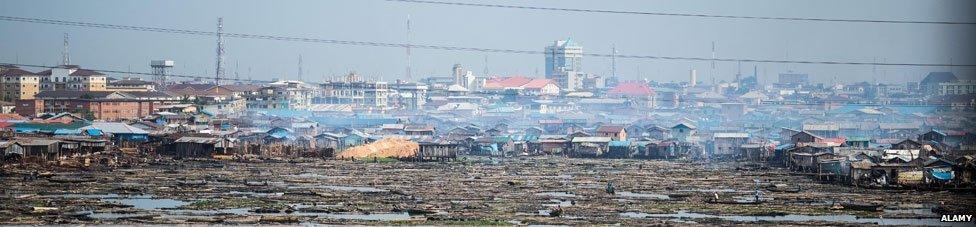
[62,33,70,65]
[215,17,226,88]
[405,15,412,81]
[611,44,617,78]
[711,41,716,85]
[298,54,303,81]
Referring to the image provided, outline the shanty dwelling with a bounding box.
[128,121,161,132]
[492,136,516,155]
[263,127,293,144]
[313,133,341,156]
[511,134,538,155]
[7,139,60,162]
[312,131,365,154]
[380,124,405,135]
[57,137,108,158]
[739,143,769,162]
[671,123,696,142]
[524,127,544,137]
[604,140,633,158]
[786,145,834,172]
[83,122,150,148]
[844,137,871,148]
[711,133,749,160]
[539,119,566,134]
[923,158,956,188]
[878,123,921,139]
[291,122,319,136]
[484,128,502,137]
[645,125,670,140]
[868,149,925,187]
[790,131,823,144]
[470,136,502,156]
[624,124,644,139]
[850,158,880,187]
[596,125,627,141]
[953,156,976,186]
[891,139,923,150]
[779,128,801,143]
[919,130,947,143]
[570,136,612,158]
[404,124,435,136]
[802,123,840,138]
[169,136,236,157]
[416,140,458,161]
[638,141,675,159]
[292,135,316,151]
[816,156,850,182]
[537,135,568,155]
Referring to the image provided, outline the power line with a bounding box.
[1,15,973,67]
[386,0,976,25]
[1,63,273,83]
[2,63,962,108]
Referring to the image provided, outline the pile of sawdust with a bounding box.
[337,138,419,158]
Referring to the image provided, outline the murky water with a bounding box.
[617,191,670,200]
[535,192,576,198]
[103,197,189,210]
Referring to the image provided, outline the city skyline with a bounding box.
[1,0,974,84]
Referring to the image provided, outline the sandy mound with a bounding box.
[337,138,419,158]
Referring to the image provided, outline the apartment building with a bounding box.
[37,65,107,91]
[0,66,41,101]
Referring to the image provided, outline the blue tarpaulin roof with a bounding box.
[53,129,82,135]
[931,170,954,181]
[609,141,631,147]
[86,128,103,137]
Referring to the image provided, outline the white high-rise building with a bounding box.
[545,38,583,91]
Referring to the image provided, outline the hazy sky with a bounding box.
[1,0,974,84]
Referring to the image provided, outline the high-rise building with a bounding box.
[545,39,583,91]
[452,63,464,86]
[778,72,810,85]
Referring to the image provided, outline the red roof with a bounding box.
[521,79,556,89]
[484,76,532,89]
[608,82,656,97]
[0,113,26,121]
[821,137,847,144]
[596,125,626,133]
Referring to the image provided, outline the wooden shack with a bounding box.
[416,140,458,161]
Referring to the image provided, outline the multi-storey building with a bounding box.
[545,39,584,91]
[316,72,390,111]
[246,80,317,110]
[0,66,41,101]
[36,65,107,91]
[107,78,157,92]
[390,82,428,110]
[16,90,178,120]
[940,81,976,95]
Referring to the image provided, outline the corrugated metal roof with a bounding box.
[572,137,612,143]
[85,122,149,134]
